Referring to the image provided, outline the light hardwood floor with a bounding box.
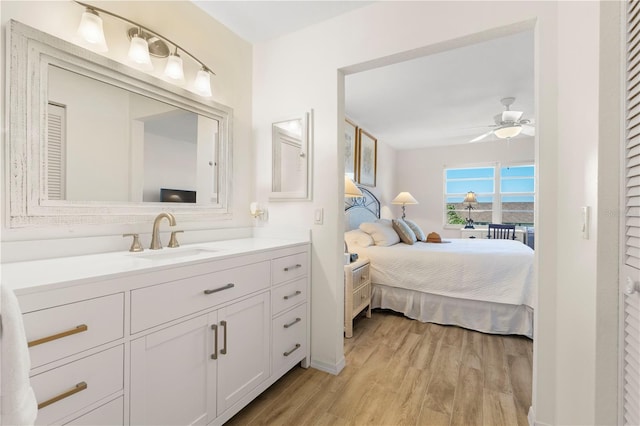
[226,310,533,426]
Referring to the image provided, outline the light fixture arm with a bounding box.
[74,1,216,75]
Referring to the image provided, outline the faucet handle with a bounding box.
[123,233,144,252]
[168,230,184,248]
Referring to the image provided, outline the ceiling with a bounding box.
[192,2,534,150]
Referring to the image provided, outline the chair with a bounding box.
[487,223,517,240]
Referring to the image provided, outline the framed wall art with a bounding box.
[357,129,377,187]
[344,119,358,180]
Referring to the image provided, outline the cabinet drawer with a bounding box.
[31,345,124,426]
[23,294,124,368]
[352,281,371,314]
[64,396,123,425]
[272,304,307,374]
[272,252,307,285]
[272,278,307,316]
[352,264,370,288]
[131,261,270,333]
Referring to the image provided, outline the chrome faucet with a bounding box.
[150,212,177,250]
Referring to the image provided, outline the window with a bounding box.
[500,165,535,225]
[444,163,534,227]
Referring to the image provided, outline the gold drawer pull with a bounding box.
[283,318,301,329]
[283,264,302,272]
[28,324,88,348]
[38,381,87,410]
[283,290,302,300]
[283,343,301,357]
[204,283,235,295]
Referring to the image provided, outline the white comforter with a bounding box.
[352,238,535,307]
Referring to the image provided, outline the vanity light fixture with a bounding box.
[127,29,153,70]
[164,48,185,82]
[76,7,108,52]
[250,202,267,220]
[74,1,215,97]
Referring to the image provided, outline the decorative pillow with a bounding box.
[402,218,426,241]
[392,219,417,245]
[426,232,442,243]
[344,230,374,251]
[359,221,400,247]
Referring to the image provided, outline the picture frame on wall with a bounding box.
[357,129,377,187]
[344,119,358,180]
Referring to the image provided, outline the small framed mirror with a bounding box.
[270,110,313,200]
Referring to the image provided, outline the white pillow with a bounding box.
[344,230,374,251]
[359,221,400,246]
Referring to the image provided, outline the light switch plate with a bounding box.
[582,206,590,239]
[314,208,323,225]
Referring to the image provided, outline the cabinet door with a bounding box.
[130,314,217,425]
[216,292,270,415]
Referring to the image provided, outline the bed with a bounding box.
[345,187,534,338]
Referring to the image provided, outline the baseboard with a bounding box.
[528,406,553,426]
[310,356,345,375]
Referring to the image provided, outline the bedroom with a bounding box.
[0,1,621,425]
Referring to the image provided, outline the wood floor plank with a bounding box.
[450,365,483,426]
[421,342,462,416]
[483,333,512,394]
[226,310,533,426]
[379,365,432,426]
[483,389,519,426]
[508,354,533,426]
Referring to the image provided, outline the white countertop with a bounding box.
[1,237,309,293]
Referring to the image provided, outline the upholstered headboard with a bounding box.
[344,185,381,231]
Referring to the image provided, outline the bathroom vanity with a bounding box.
[3,238,310,425]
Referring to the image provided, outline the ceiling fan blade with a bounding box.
[521,124,535,136]
[469,130,493,143]
[502,110,523,122]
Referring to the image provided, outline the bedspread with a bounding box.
[351,238,534,307]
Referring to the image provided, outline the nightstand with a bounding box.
[344,257,372,338]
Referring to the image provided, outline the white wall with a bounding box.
[253,1,619,424]
[1,0,254,259]
[395,137,534,239]
[143,134,197,202]
[48,65,131,202]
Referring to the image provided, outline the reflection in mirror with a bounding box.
[8,20,232,227]
[270,111,312,200]
[47,65,218,204]
[272,119,304,193]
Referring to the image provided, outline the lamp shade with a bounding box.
[345,176,363,198]
[463,191,478,204]
[494,125,523,139]
[77,8,108,52]
[392,192,418,205]
[128,34,153,69]
[194,68,212,97]
[164,53,185,82]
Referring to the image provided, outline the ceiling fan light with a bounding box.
[494,125,522,139]
[77,8,108,52]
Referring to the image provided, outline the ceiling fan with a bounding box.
[470,97,535,143]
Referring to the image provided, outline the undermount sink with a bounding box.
[131,247,220,261]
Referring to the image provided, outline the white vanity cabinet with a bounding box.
[8,239,310,426]
[130,292,270,425]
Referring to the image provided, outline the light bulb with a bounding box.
[77,8,108,52]
[128,33,153,70]
[164,52,184,82]
[194,68,212,97]
[494,125,522,139]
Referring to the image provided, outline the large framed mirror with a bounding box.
[270,110,313,201]
[7,20,233,227]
